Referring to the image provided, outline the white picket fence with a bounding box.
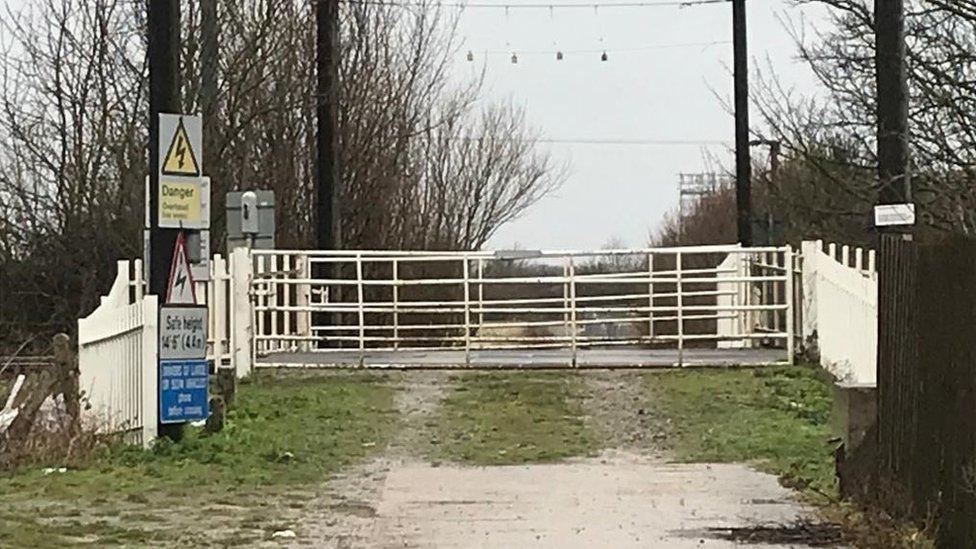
[77,251,247,446]
[78,260,158,446]
[800,240,878,384]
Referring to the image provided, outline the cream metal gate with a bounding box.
[248,245,797,369]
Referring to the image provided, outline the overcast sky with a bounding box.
[456,0,828,251]
[1,0,829,253]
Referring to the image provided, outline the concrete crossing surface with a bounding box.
[307,452,837,548]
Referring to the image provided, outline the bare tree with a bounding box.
[0,0,562,350]
[653,186,737,247]
[753,0,976,240]
[0,0,146,348]
[178,0,561,250]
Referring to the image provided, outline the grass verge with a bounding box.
[0,372,396,547]
[432,372,599,465]
[648,365,935,548]
[647,364,837,500]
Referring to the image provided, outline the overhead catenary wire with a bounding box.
[455,137,733,146]
[534,138,731,145]
[339,0,729,9]
[468,39,729,56]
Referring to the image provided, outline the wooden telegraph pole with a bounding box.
[876,0,911,210]
[148,0,183,440]
[148,0,181,296]
[875,0,914,492]
[201,0,218,174]
[314,0,341,349]
[316,0,340,250]
[732,0,752,247]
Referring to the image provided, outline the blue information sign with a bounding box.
[159,359,209,423]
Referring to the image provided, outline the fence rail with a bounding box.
[0,355,55,374]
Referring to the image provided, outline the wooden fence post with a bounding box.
[51,333,80,434]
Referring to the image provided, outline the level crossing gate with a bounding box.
[247,244,797,369]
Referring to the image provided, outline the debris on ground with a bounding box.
[271,529,297,539]
[705,520,844,546]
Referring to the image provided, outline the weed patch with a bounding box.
[647,365,837,500]
[432,372,599,465]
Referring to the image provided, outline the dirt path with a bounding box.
[285,370,841,548]
[578,369,667,457]
[285,371,451,548]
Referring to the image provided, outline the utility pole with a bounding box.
[750,139,780,244]
[875,0,913,488]
[875,0,911,212]
[732,0,752,247]
[148,0,181,297]
[316,0,340,250]
[201,0,218,178]
[148,0,182,440]
[200,0,220,247]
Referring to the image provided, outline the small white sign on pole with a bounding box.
[874,203,916,227]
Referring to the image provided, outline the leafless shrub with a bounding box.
[1,410,111,473]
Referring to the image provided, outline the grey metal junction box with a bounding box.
[226,190,275,250]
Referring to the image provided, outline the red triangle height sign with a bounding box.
[166,232,197,304]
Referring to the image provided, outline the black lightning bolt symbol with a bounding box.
[176,137,187,169]
[175,272,187,292]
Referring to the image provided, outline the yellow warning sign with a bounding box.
[162,119,201,176]
[159,179,202,227]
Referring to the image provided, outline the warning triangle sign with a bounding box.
[162,118,201,177]
[166,232,197,304]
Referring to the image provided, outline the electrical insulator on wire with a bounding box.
[556,51,563,60]
[467,50,474,62]
[601,51,608,62]
[511,52,518,64]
